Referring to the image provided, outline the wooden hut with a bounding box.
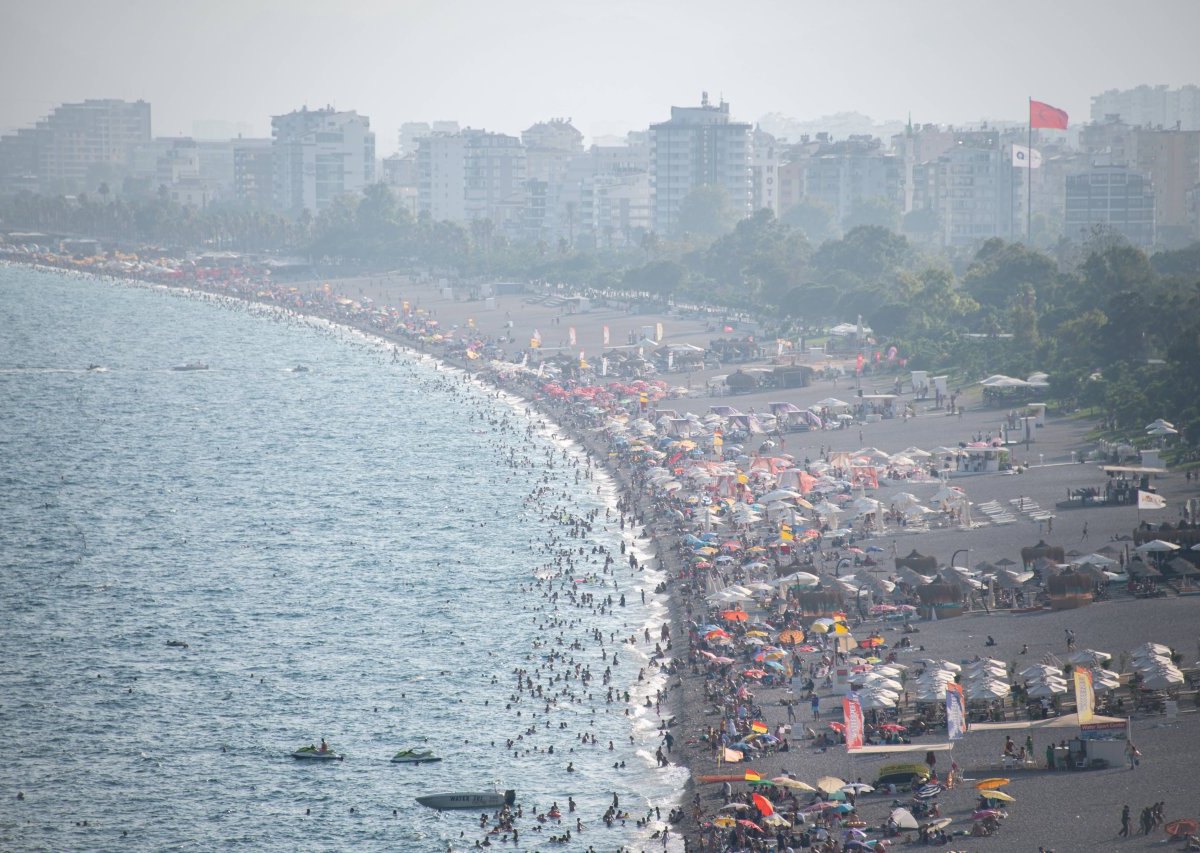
[1046,570,1093,610]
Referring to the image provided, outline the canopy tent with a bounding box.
[967,713,1126,732]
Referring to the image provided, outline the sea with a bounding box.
[0,264,688,852]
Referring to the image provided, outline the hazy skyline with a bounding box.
[3,0,1198,150]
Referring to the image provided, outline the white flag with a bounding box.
[1138,490,1166,510]
[1012,145,1042,169]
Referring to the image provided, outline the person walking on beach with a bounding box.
[1119,804,1131,837]
[1126,740,1141,769]
[810,694,820,720]
[1081,521,1089,541]
[1065,629,1075,652]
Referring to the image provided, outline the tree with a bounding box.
[844,196,901,233]
[677,186,736,238]
[622,260,687,296]
[781,198,836,244]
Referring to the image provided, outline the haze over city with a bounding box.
[3,0,1199,146]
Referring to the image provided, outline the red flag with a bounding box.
[1030,100,1068,130]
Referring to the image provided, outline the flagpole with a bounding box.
[1027,97,1033,243]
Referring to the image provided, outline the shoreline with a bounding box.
[7,258,695,850]
[10,256,1200,852]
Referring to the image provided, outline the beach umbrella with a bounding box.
[752,793,774,816]
[982,790,1015,803]
[974,778,1010,790]
[1166,819,1200,839]
[1025,681,1066,698]
[817,775,846,794]
[890,807,919,830]
[771,776,816,792]
[719,802,752,812]
[1135,539,1180,553]
[778,629,806,644]
[761,813,791,828]
[1140,669,1185,689]
[842,782,874,794]
[914,783,943,799]
[1069,649,1111,665]
[712,816,736,828]
[736,819,764,832]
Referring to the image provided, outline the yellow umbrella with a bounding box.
[809,623,830,634]
[772,777,816,792]
[983,790,1016,803]
[745,630,769,638]
[796,498,814,509]
[714,816,736,828]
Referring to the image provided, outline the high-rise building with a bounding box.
[1133,129,1200,248]
[233,140,275,210]
[271,107,375,213]
[795,135,903,228]
[931,131,1016,247]
[416,129,526,231]
[1091,85,1200,131]
[750,128,781,216]
[649,93,751,235]
[0,99,152,195]
[1065,165,1156,246]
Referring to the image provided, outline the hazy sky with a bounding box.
[3,0,1198,150]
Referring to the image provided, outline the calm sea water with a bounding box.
[0,265,685,852]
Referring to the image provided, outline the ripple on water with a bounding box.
[0,267,682,852]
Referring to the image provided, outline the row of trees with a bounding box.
[2,186,1198,444]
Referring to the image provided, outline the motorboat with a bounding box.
[292,745,343,761]
[172,362,209,371]
[391,747,442,764]
[415,790,515,811]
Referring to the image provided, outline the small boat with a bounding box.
[172,362,209,371]
[391,748,442,764]
[291,365,309,373]
[292,745,343,761]
[416,790,515,811]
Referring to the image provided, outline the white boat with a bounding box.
[391,748,442,764]
[172,362,209,371]
[415,790,515,811]
[292,746,343,761]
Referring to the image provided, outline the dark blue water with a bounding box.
[0,265,684,851]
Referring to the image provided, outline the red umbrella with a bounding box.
[737,819,764,832]
[828,721,846,732]
[743,669,768,679]
[752,793,774,816]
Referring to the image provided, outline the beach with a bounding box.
[8,255,1200,852]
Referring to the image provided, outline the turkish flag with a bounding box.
[1030,100,1068,130]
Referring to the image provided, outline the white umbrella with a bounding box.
[777,571,820,587]
[1140,670,1184,689]
[1145,418,1175,430]
[1135,540,1180,553]
[1025,681,1066,698]
[860,692,898,710]
[1069,649,1111,665]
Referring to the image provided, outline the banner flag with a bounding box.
[568,326,576,346]
[1074,669,1095,723]
[946,683,968,740]
[1012,144,1043,168]
[1138,490,1167,510]
[843,695,864,750]
[603,325,610,346]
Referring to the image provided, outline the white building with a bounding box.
[416,129,526,231]
[1091,85,1200,132]
[649,93,752,235]
[750,128,782,216]
[271,107,375,213]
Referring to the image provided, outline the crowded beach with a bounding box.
[5,243,1200,852]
